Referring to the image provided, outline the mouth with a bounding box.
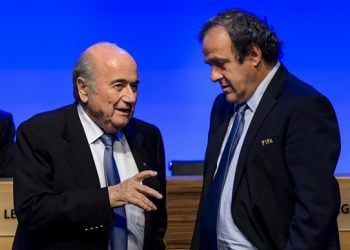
[221,84,233,93]
[221,84,230,90]
[116,107,133,116]
[220,80,236,93]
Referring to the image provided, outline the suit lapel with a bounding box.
[62,105,101,189]
[123,120,151,173]
[122,119,158,238]
[204,99,233,190]
[123,119,161,194]
[232,65,288,199]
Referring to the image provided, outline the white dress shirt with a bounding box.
[77,104,144,250]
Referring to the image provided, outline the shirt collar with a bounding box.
[246,61,280,112]
[77,104,124,144]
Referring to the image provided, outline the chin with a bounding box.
[225,93,238,104]
[113,119,131,130]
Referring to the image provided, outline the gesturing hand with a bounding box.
[107,170,163,211]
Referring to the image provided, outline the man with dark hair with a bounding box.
[192,9,341,250]
[13,42,167,250]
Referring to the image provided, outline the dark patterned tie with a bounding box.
[200,103,248,249]
[100,134,127,250]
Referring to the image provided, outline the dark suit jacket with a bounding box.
[192,65,341,250]
[0,109,15,177]
[13,104,167,250]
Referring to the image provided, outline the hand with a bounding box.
[107,170,163,211]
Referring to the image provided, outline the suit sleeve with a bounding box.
[191,94,224,250]
[154,127,167,249]
[0,112,16,177]
[13,121,113,235]
[285,95,341,249]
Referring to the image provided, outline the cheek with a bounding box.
[104,93,120,108]
[94,98,116,118]
[228,71,247,89]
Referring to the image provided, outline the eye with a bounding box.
[113,82,124,90]
[207,59,228,70]
[130,83,138,92]
[111,80,127,91]
[214,61,227,70]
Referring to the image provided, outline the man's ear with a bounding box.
[77,77,89,103]
[249,45,262,67]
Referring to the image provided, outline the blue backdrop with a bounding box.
[0,0,348,175]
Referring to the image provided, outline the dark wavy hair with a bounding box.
[199,9,282,65]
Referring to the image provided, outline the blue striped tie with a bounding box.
[200,103,248,249]
[100,134,127,250]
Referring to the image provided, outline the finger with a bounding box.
[136,184,163,199]
[134,170,158,182]
[128,193,157,211]
[136,194,157,211]
[108,183,160,210]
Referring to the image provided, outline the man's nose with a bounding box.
[122,86,137,103]
[211,67,223,82]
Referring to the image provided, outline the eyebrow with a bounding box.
[110,79,140,85]
[205,58,229,65]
